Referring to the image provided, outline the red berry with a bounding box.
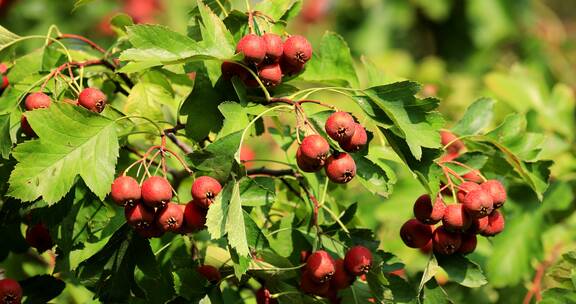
[0,278,22,304]
[432,226,462,255]
[456,181,481,203]
[461,189,494,218]
[256,287,278,304]
[240,146,256,168]
[325,112,356,142]
[258,63,282,87]
[262,33,284,63]
[440,130,464,155]
[78,87,107,113]
[125,202,155,228]
[296,147,323,172]
[419,239,433,254]
[0,63,7,74]
[340,123,367,152]
[24,92,51,110]
[481,180,507,208]
[400,219,433,248]
[110,176,141,206]
[299,134,330,164]
[141,176,173,208]
[332,259,355,290]
[197,265,221,283]
[183,201,208,231]
[20,114,35,137]
[306,250,336,283]
[236,34,266,64]
[413,194,446,224]
[457,233,477,255]
[25,223,53,252]
[191,176,222,209]
[280,56,304,76]
[221,61,247,80]
[462,170,483,183]
[300,270,330,296]
[325,153,356,184]
[283,35,312,66]
[1,75,8,91]
[442,204,472,231]
[135,224,164,238]
[156,202,184,232]
[344,245,372,276]
[479,210,505,236]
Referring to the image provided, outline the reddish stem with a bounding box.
[523,244,563,304]
[56,34,107,54]
[40,60,109,91]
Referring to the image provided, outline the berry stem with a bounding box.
[54,34,107,55]
[321,204,350,234]
[523,244,563,304]
[443,160,488,182]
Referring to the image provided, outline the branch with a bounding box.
[523,244,563,304]
[164,126,192,154]
[247,167,297,177]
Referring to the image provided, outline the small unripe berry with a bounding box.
[442,204,472,231]
[25,223,53,252]
[300,135,330,164]
[236,34,266,64]
[479,210,505,237]
[183,201,208,231]
[125,202,155,228]
[156,202,184,232]
[325,112,356,142]
[221,61,247,80]
[191,176,222,209]
[256,286,278,304]
[340,123,367,152]
[344,245,372,275]
[400,219,433,248]
[141,176,173,208]
[456,181,481,203]
[413,194,446,224]
[296,147,323,172]
[0,278,22,304]
[325,153,356,184]
[283,35,312,66]
[481,180,507,208]
[300,270,330,296]
[457,233,477,255]
[440,130,464,155]
[262,33,284,63]
[258,63,282,87]
[78,87,107,113]
[306,250,336,283]
[332,259,355,290]
[20,114,35,137]
[110,176,141,206]
[24,92,51,110]
[432,226,462,255]
[197,265,221,283]
[461,189,494,218]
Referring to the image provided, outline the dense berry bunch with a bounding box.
[221,34,312,87]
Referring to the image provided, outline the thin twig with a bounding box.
[523,244,563,304]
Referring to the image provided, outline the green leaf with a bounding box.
[352,154,395,198]
[422,279,451,304]
[124,82,174,124]
[8,104,119,203]
[239,177,276,207]
[0,25,20,52]
[254,0,299,20]
[541,288,576,304]
[196,0,236,60]
[188,131,242,180]
[451,98,495,135]
[419,255,440,292]
[436,254,487,288]
[206,181,234,239]
[0,114,12,158]
[545,251,576,290]
[218,102,249,137]
[225,181,249,256]
[20,275,65,304]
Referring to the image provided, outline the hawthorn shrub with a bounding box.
[0,1,555,303]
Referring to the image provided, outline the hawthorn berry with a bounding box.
[440,130,464,155]
[457,233,477,255]
[331,259,355,290]
[306,250,336,283]
[280,56,304,76]
[461,189,494,218]
[344,245,372,275]
[296,146,324,172]
[20,114,35,137]
[125,202,155,228]
[25,223,53,252]
[0,63,7,74]
[156,202,184,232]
[400,219,433,248]
[258,63,282,87]
[325,152,356,184]
[481,180,507,208]
[283,35,312,66]
[236,34,266,64]
[300,135,330,164]
[221,61,247,80]
[340,123,367,152]
[432,226,462,255]
[256,287,278,304]
[1,75,8,91]
[183,201,208,231]
[191,176,222,209]
[262,33,284,63]
[468,216,489,235]
[141,176,173,208]
[479,210,505,237]
[413,194,446,224]
[300,270,330,296]
[442,204,472,231]
[325,112,356,142]
[110,175,141,206]
[24,92,51,110]
[0,278,22,304]
[456,181,481,203]
[197,265,221,283]
[78,87,107,113]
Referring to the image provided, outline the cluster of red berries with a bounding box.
[110,175,222,238]
[299,246,372,303]
[0,278,22,304]
[20,88,107,137]
[0,63,8,94]
[221,34,312,87]
[296,112,367,183]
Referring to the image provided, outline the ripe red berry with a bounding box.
[306,250,336,283]
[258,63,282,87]
[20,114,35,137]
[440,130,464,155]
[110,176,141,206]
[432,226,462,255]
[300,135,330,164]
[325,112,356,142]
[256,287,278,304]
[332,259,355,290]
[197,265,221,283]
[78,87,107,113]
[442,204,472,231]
[344,245,372,276]
[125,202,155,228]
[481,180,507,208]
[325,153,356,184]
[296,147,323,172]
[283,35,312,66]
[300,270,330,296]
[400,219,433,248]
[0,278,22,304]
[183,201,208,231]
[1,75,8,91]
[456,181,481,203]
[479,210,505,237]
[24,92,51,110]
[221,61,247,80]
[340,123,367,152]
[156,202,184,232]
[262,33,284,63]
[461,189,494,218]
[0,63,7,74]
[141,176,173,208]
[25,223,53,252]
[191,176,222,209]
[457,233,477,255]
[236,34,266,64]
[280,56,304,76]
[413,194,446,224]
